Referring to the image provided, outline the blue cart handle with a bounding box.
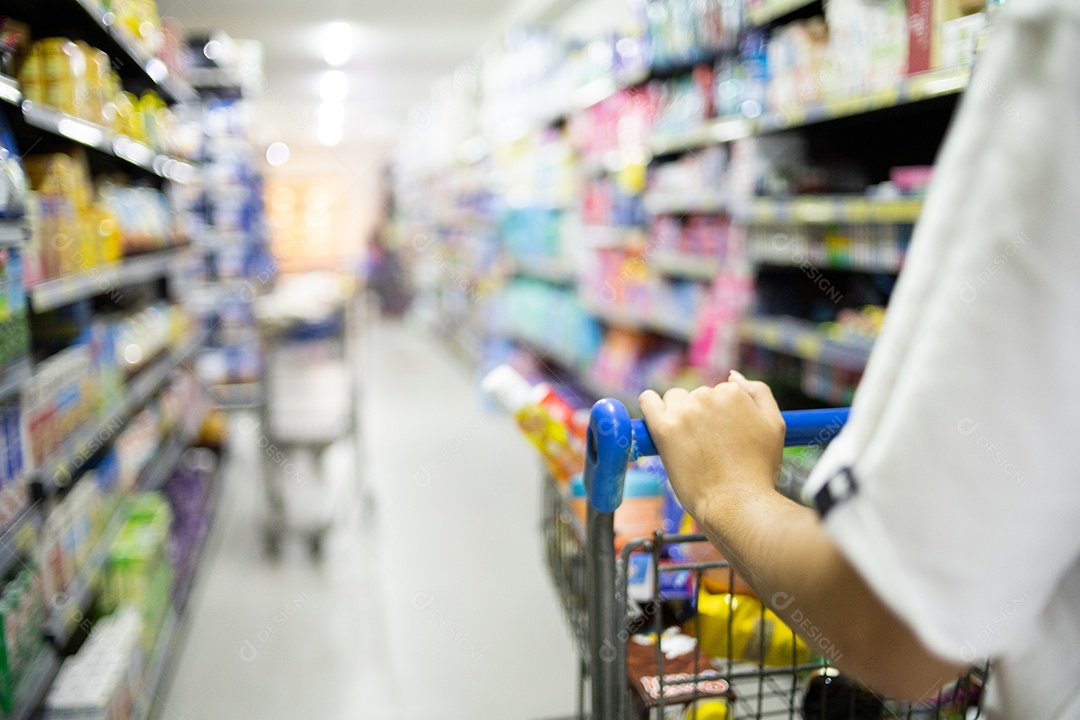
[584,398,850,513]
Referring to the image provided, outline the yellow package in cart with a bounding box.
[691,588,810,666]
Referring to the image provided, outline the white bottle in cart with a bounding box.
[481,365,585,483]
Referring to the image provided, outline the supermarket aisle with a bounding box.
[160,319,578,720]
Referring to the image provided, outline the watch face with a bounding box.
[801,668,884,720]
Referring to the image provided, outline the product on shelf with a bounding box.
[44,607,143,720]
[0,563,47,713]
[641,0,744,69]
[101,493,174,651]
[18,38,180,153]
[0,398,28,528]
[163,448,217,596]
[23,151,179,283]
[24,344,102,467]
[497,279,602,368]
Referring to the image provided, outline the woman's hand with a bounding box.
[638,370,786,520]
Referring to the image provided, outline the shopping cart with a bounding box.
[543,397,988,719]
[255,280,361,559]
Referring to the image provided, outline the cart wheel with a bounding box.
[264,529,283,560]
[308,531,325,561]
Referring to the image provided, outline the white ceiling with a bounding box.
[163,0,569,156]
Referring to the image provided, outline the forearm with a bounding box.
[690,483,964,701]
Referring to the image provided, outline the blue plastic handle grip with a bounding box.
[584,399,850,513]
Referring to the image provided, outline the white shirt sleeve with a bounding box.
[803,3,1080,665]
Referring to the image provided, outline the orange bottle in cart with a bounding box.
[482,365,585,483]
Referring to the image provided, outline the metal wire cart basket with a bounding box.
[544,398,988,720]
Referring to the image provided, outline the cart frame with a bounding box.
[545,397,989,719]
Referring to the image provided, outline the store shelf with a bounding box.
[740,316,873,372]
[210,381,263,409]
[510,257,577,284]
[745,195,924,224]
[137,421,199,493]
[6,647,60,720]
[509,332,583,372]
[584,301,697,342]
[747,0,818,26]
[0,220,26,246]
[23,0,198,105]
[580,225,647,250]
[29,247,188,312]
[644,189,731,215]
[0,505,43,583]
[647,68,969,154]
[19,102,195,183]
[0,357,32,403]
[0,75,20,107]
[649,117,753,156]
[35,333,205,495]
[45,505,128,645]
[132,609,180,720]
[580,375,640,410]
[172,458,225,614]
[650,252,723,281]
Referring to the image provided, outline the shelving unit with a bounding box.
[10,0,196,105]
[0,220,25,247]
[510,257,577,284]
[740,316,873,372]
[17,101,194,183]
[650,253,724,280]
[746,196,924,224]
[747,0,819,26]
[0,506,42,582]
[34,333,204,495]
[397,0,990,419]
[0,4,232,718]
[644,190,731,216]
[29,247,190,312]
[584,301,696,342]
[6,648,60,720]
[648,67,970,155]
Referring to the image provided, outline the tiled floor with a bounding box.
[159,319,578,719]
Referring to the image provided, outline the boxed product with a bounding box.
[0,564,47,713]
[101,493,174,651]
[44,607,143,720]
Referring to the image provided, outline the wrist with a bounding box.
[689,468,775,537]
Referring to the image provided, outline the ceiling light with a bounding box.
[318,102,344,126]
[320,70,347,103]
[266,141,290,166]
[323,22,352,66]
[316,122,343,147]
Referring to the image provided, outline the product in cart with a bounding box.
[482,364,585,483]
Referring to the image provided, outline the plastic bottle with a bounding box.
[482,365,584,482]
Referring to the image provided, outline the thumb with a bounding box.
[728,370,784,427]
[638,389,664,424]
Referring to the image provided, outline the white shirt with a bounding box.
[804,2,1080,718]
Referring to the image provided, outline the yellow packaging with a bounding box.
[95,205,123,264]
[119,91,146,142]
[112,90,135,136]
[691,589,810,667]
[17,46,44,105]
[81,45,112,126]
[39,39,88,118]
